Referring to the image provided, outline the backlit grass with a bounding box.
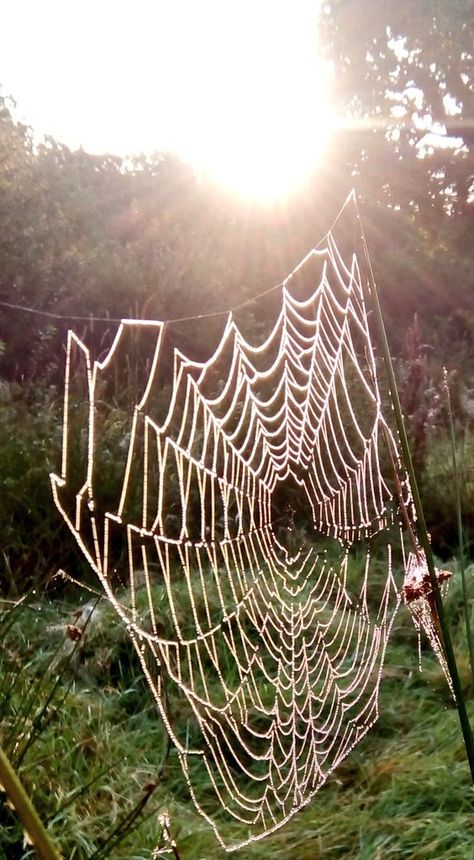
[1,561,473,858]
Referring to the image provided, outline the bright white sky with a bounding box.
[1,0,334,200]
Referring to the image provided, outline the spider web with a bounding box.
[51,194,444,851]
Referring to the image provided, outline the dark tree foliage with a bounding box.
[320,0,474,358]
[322,0,474,212]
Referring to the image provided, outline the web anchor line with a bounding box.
[51,191,452,850]
[1,193,356,328]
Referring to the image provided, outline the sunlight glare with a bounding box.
[1,0,333,201]
[159,1,333,200]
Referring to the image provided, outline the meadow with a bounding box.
[1,554,473,859]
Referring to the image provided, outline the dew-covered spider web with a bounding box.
[51,191,449,851]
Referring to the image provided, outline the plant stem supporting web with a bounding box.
[355,198,474,783]
[444,369,474,690]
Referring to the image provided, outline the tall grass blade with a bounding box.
[14,597,101,768]
[444,369,474,689]
[0,745,62,860]
[89,781,157,860]
[46,761,118,824]
[356,197,474,783]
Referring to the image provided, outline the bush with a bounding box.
[419,428,474,557]
[0,381,84,593]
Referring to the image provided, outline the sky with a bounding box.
[1,0,333,200]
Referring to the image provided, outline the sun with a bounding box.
[158,1,334,201]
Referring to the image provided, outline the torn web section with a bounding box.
[51,320,165,600]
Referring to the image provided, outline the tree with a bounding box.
[321,0,474,216]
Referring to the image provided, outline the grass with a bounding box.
[1,557,474,859]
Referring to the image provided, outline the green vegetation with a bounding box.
[1,563,473,858]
